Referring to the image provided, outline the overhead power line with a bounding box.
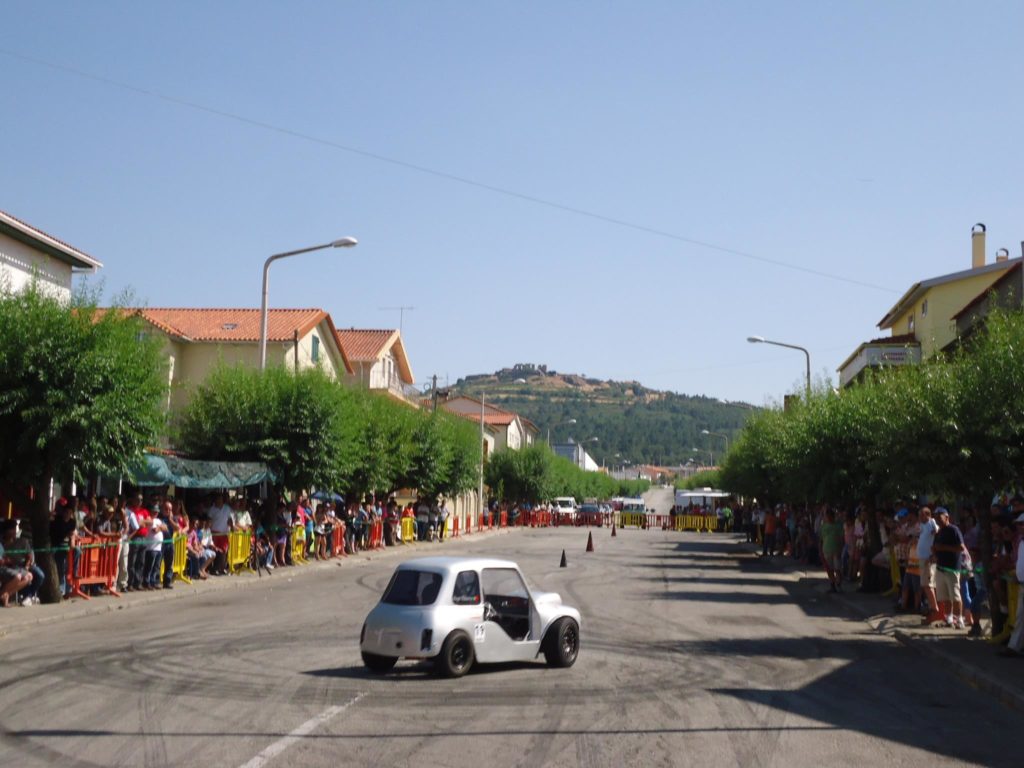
[2,47,896,293]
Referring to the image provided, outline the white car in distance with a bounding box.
[360,557,582,677]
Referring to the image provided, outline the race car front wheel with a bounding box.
[543,618,579,668]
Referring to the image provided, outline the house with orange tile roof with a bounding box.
[437,395,538,454]
[127,307,351,413]
[838,224,1020,388]
[335,328,417,403]
[0,209,102,299]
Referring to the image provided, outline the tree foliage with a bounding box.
[178,364,479,500]
[485,444,650,504]
[0,284,167,602]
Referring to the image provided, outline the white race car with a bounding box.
[360,556,581,677]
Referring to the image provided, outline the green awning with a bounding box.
[130,453,275,489]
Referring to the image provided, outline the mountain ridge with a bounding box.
[444,363,757,466]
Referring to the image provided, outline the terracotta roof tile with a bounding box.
[335,329,397,361]
[137,308,326,342]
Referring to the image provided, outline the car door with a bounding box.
[475,567,540,662]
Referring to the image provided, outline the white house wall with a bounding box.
[0,231,74,300]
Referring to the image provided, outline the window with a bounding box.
[481,568,529,600]
[381,569,443,605]
[452,570,481,605]
[921,299,928,318]
[907,312,915,334]
[311,334,320,363]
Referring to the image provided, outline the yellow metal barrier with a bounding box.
[291,524,308,564]
[401,517,416,543]
[882,546,901,597]
[620,512,646,528]
[228,530,252,574]
[673,515,717,533]
[990,579,1020,644]
[173,533,191,584]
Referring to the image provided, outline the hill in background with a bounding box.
[438,363,757,467]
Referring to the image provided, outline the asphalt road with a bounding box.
[0,518,1018,768]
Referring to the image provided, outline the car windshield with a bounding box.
[381,569,444,605]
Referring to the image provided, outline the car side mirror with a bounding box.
[483,601,497,622]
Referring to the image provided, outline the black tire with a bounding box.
[435,630,474,678]
[543,617,580,668]
[361,652,398,674]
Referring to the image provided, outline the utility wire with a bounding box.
[2,47,896,293]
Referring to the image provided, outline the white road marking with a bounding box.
[237,692,365,768]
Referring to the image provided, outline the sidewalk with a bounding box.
[0,526,514,638]
[831,584,1024,713]
[746,543,1024,713]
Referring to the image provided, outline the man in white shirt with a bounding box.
[916,507,940,623]
[207,493,234,576]
[232,498,253,531]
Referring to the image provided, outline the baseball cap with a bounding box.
[896,508,909,519]
[935,507,950,517]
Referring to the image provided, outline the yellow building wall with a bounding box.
[148,320,348,419]
[893,270,1008,358]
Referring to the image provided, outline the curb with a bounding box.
[833,592,1024,714]
[0,526,515,638]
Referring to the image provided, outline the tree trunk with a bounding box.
[28,480,63,604]
[859,501,885,593]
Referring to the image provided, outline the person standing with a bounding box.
[1002,513,1024,656]
[762,507,778,558]
[917,507,940,624]
[819,508,845,592]
[931,508,966,629]
[416,498,430,542]
[157,500,178,589]
[438,498,450,542]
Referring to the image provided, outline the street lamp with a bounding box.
[259,237,358,370]
[478,379,526,523]
[747,335,811,399]
[701,429,729,456]
[546,418,577,446]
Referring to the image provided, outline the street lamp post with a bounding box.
[747,335,811,399]
[477,379,526,526]
[701,429,729,460]
[259,237,358,370]
[546,418,577,446]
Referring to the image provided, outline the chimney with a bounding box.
[971,223,986,268]
[995,247,1009,263]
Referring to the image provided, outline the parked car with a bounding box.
[552,497,578,517]
[360,557,582,677]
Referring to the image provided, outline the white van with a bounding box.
[552,497,578,517]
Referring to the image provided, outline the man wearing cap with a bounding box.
[931,508,966,629]
[1003,512,1024,656]
[917,507,940,624]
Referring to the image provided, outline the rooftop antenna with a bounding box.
[378,305,415,334]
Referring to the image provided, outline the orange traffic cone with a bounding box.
[586,532,594,552]
[559,549,567,568]
[611,523,617,537]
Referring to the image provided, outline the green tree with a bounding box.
[0,285,166,603]
[178,365,358,494]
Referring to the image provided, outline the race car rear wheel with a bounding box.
[362,652,398,674]
[543,617,579,668]
[436,630,474,677]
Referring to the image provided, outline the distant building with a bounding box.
[436,395,538,454]
[552,441,599,472]
[335,328,417,403]
[0,209,102,299]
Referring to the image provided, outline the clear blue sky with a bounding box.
[4,2,1023,404]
